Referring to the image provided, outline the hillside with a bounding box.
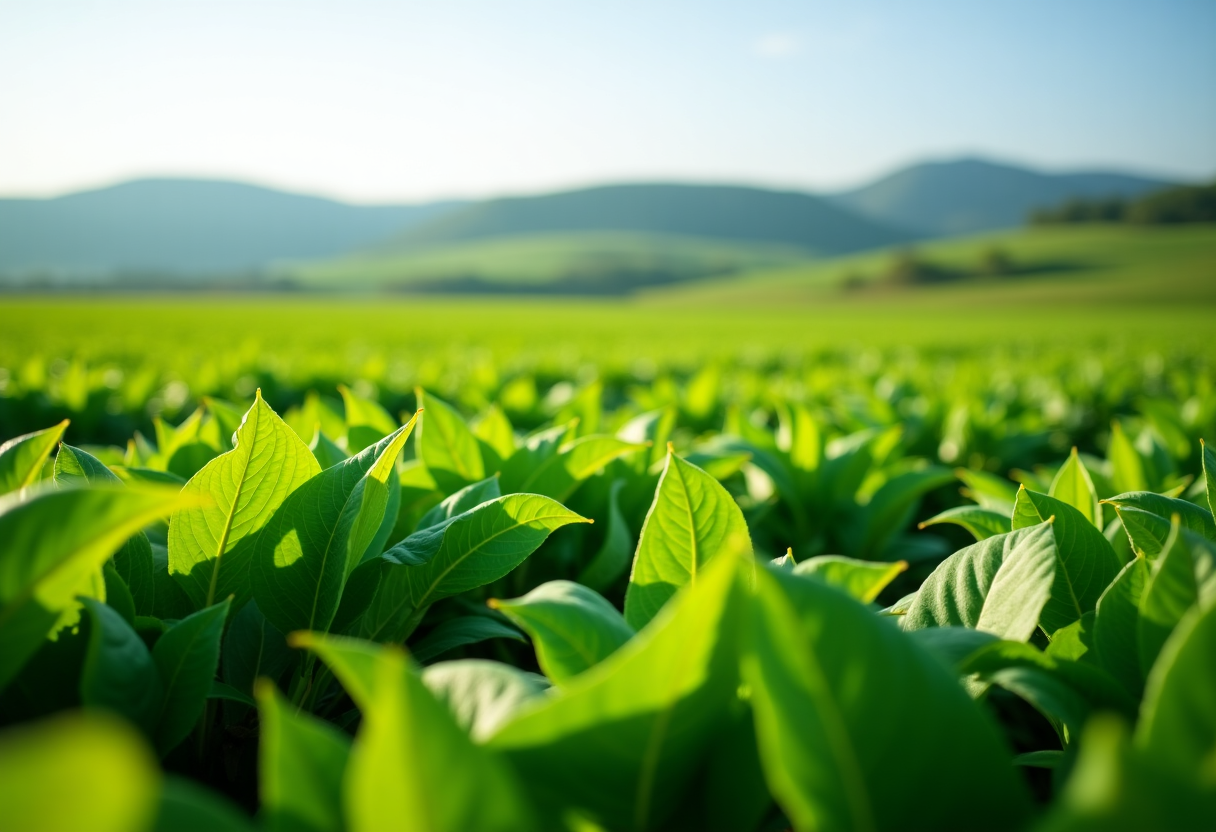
[383,183,912,255]
[829,158,1173,236]
[0,179,459,278]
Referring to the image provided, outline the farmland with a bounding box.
[1,277,1215,831]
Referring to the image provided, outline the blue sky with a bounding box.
[1,0,1212,202]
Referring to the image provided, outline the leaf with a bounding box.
[0,712,161,832]
[222,600,293,698]
[0,485,196,691]
[55,443,157,615]
[491,581,634,684]
[293,633,535,832]
[1103,491,1216,542]
[1137,518,1213,674]
[1203,438,1216,519]
[1013,487,1124,633]
[1093,557,1150,699]
[1113,505,1172,559]
[852,466,954,558]
[1050,448,1102,528]
[496,423,570,494]
[151,598,230,755]
[422,659,550,741]
[472,404,516,472]
[790,556,907,604]
[490,554,749,831]
[363,494,588,643]
[918,504,1011,541]
[903,524,1056,641]
[955,468,1019,514]
[79,598,163,735]
[339,385,398,454]
[309,427,348,470]
[0,420,69,495]
[416,475,501,531]
[1137,600,1216,788]
[743,566,1031,832]
[208,680,256,707]
[577,479,635,592]
[624,449,753,630]
[102,561,137,625]
[256,680,350,832]
[203,397,247,450]
[252,418,416,637]
[1109,420,1149,494]
[500,434,644,502]
[415,388,485,493]
[169,392,321,611]
[152,776,259,832]
[410,615,525,664]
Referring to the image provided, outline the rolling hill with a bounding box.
[828,158,1173,236]
[0,179,459,278]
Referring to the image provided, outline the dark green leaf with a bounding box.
[151,599,230,755]
[410,616,525,664]
[79,597,162,734]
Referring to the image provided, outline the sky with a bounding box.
[1,0,1213,204]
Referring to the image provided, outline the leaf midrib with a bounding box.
[204,404,261,607]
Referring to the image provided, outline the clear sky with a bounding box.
[1,0,1213,203]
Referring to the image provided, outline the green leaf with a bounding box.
[955,468,1020,514]
[252,418,416,636]
[499,434,644,502]
[422,659,550,741]
[0,420,69,495]
[54,444,157,615]
[309,427,348,470]
[903,523,1057,642]
[1137,600,1216,788]
[410,615,525,664]
[918,504,1011,541]
[1109,420,1149,494]
[256,680,350,832]
[1103,491,1216,542]
[496,423,570,494]
[1113,505,1173,559]
[743,566,1031,832]
[1050,447,1102,528]
[79,597,162,735]
[416,475,501,531]
[790,556,907,604]
[0,485,196,691]
[203,397,248,451]
[577,479,635,592]
[490,555,748,831]
[1203,438,1216,519]
[624,449,753,630]
[0,712,161,832]
[471,404,516,472]
[415,388,485,493]
[363,493,588,642]
[339,385,398,454]
[222,600,293,698]
[102,561,137,625]
[1137,519,1214,674]
[152,776,259,832]
[1093,556,1150,699]
[491,580,634,684]
[208,680,255,707]
[852,466,954,558]
[151,598,230,755]
[293,633,535,832]
[1012,487,1124,633]
[170,392,321,611]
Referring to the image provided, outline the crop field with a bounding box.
[1,291,1215,831]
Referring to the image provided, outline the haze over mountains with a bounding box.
[0,158,1179,286]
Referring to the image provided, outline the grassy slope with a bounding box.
[644,224,1216,306]
[283,231,815,288]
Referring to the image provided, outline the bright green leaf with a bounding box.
[415,388,485,493]
[1050,448,1102,528]
[0,420,69,495]
[918,504,1011,541]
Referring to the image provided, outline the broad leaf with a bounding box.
[252,419,415,636]
[415,388,484,493]
[491,580,634,684]
[744,566,1031,832]
[362,494,587,642]
[1013,488,1124,633]
[422,659,550,741]
[1113,505,1173,559]
[1137,519,1216,674]
[577,479,635,592]
[169,393,321,610]
[257,681,350,832]
[498,434,644,502]
[153,776,259,832]
[624,450,753,630]
[851,466,954,558]
[1103,491,1216,542]
[919,504,1011,541]
[294,633,535,832]
[1050,448,1102,528]
[222,600,293,698]
[79,598,162,735]
[790,555,907,604]
[0,713,160,832]
[416,476,501,531]
[309,428,348,470]
[410,615,525,664]
[1093,557,1150,699]
[0,485,196,690]
[1203,438,1216,519]
[903,523,1057,641]
[339,385,397,454]
[1108,420,1149,494]
[0,420,68,495]
[151,599,230,755]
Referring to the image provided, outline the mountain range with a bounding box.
[0,158,1180,284]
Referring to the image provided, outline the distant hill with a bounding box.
[0,179,459,279]
[384,183,912,256]
[828,158,1175,236]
